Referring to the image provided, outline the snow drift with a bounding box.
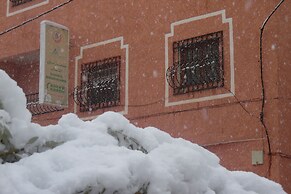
[0,69,286,194]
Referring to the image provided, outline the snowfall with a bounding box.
[0,69,286,194]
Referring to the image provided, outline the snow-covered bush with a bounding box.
[0,69,286,194]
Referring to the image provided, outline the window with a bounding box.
[10,0,33,7]
[167,31,224,95]
[7,0,49,17]
[77,56,121,112]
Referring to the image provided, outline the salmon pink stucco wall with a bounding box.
[0,0,290,192]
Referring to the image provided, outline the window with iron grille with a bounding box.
[78,56,121,112]
[10,0,33,7]
[167,31,224,95]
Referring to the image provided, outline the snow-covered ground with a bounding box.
[0,69,286,194]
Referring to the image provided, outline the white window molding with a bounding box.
[74,37,129,119]
[165,9,235,107]
[6,0,49,17]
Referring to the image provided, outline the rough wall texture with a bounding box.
[0,0,290,192]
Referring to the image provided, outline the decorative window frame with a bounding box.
[165,9,235,107]
[6,0,49,17]
[74,37,129,120]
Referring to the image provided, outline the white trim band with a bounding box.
[165,9,235,107]
[74,37,129,117]
[6,0,49,17]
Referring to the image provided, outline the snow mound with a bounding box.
[0,70,286,194]
[0,69,31,123]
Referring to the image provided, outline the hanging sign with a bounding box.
[39,20,69,107]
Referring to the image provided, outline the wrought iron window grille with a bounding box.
[26,93,64,116]
[166,31,224,95]
[10,0,33,7]
[73,56,121,112]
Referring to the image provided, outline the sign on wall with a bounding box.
[39,21,69,107]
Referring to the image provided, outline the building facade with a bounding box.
[0,0,290,192]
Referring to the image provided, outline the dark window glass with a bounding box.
[10,0,33,7]
[79,56,121,112]
[168,31,224,95]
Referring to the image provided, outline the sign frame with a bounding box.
[39,20,69,107]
